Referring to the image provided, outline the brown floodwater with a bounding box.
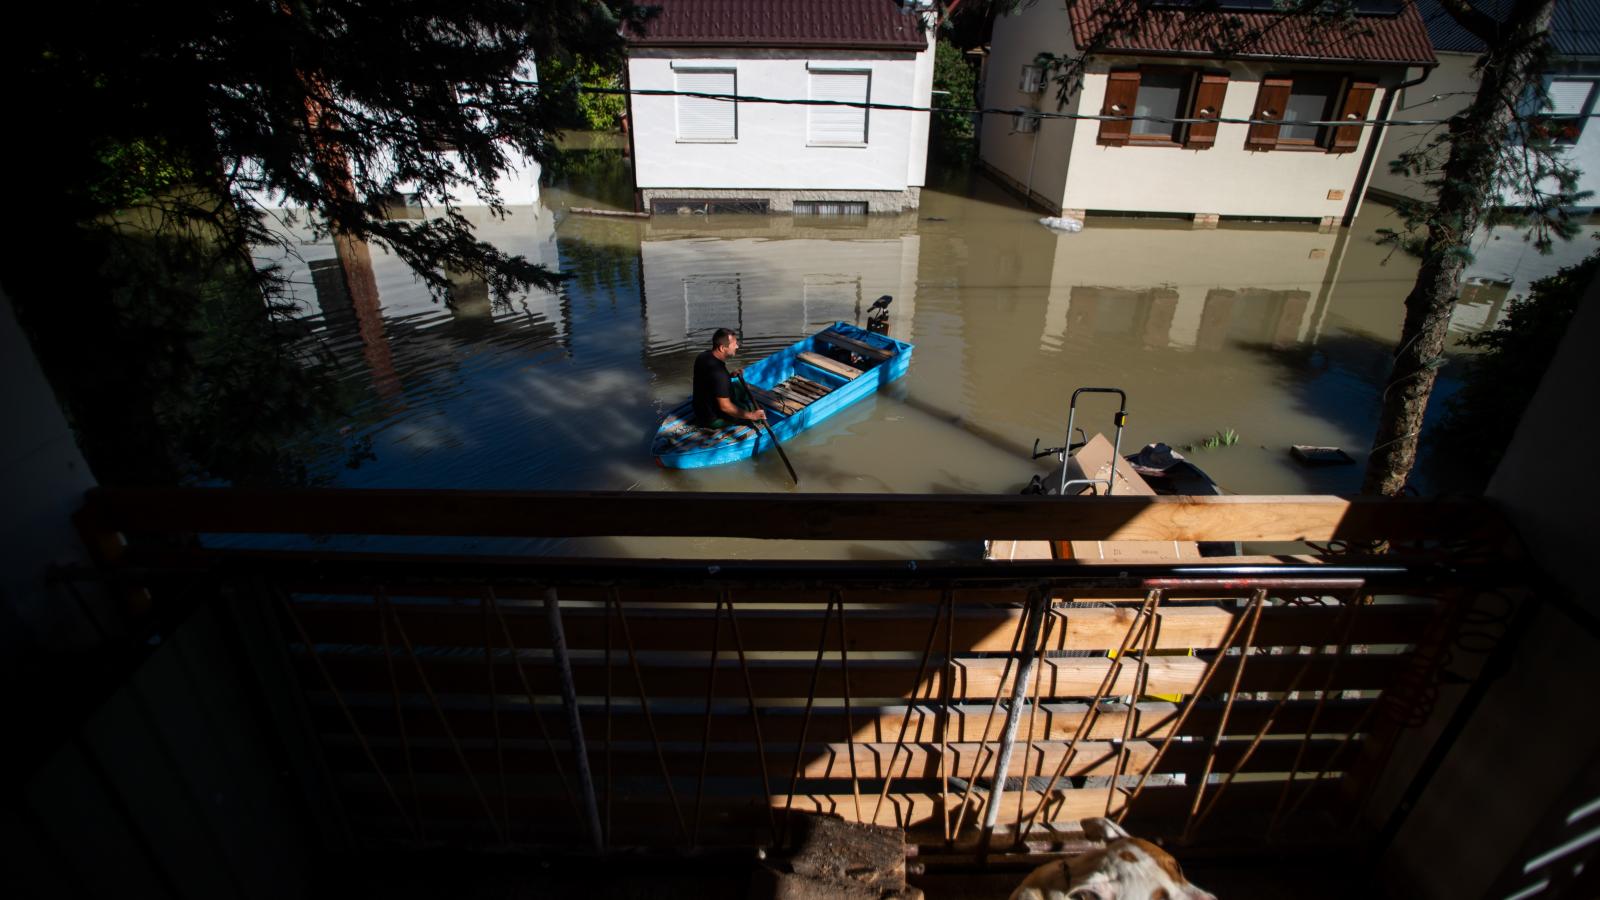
[251,138,1595,557]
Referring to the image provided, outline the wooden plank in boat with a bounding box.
[770,383,817,409]
[818,329,893,362]
[747,385,804,416]
[788,377,831,399]
[798,351,863,380]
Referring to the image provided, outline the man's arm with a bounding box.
[718,395,766,422]
[712,368,765,422]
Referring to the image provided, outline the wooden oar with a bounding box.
[735,371,798,485]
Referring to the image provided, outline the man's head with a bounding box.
[711,328,740,359]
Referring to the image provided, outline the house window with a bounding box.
[1279,75,1340,144]
[1247,74,1376,153]
[809,69,870,145]
[1130,71,1190,141]
[1545,79,1596,145]
[675,67,737,141]
[1098,68,1229,149]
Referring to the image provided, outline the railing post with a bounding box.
[982,584,1050,844]
[544,586,604,850]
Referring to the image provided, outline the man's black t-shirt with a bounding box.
[692,350,733,426]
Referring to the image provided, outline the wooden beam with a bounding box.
[296,651,1407,699]
[85,488,1503,542]
[315,698,1378,745]
[328,737,1343,781]
[337,780,1336,831]
[290,600,1435,654]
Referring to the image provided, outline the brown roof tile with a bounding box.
[625,0,930,51]
[1069,0,1437,66]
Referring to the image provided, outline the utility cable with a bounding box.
[578,84,1600,128]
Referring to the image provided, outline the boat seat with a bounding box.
[797,351,863,380]
[818,329,893,363]
[746,384,804,416]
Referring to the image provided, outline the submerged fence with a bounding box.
[79,489,1527,856]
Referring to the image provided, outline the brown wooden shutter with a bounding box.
[1246,77,1292,150]
[1183,72,1229,149]
[1098,70,1141,146]
[1330,80,1377,153]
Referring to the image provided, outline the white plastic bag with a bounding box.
[1038,215,1083,232]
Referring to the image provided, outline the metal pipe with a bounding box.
[543,587,604,850]
[982,586,1050,836]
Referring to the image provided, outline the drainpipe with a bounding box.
[1343,64,1437,227]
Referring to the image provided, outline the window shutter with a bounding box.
[1098,70,1141,146]
[676,69,736,140]
[809,71,870,144]
[1183,72,1229,150]
[1330,80,1377,153]
[1246,77,1292,150]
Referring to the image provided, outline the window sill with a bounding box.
[807,142,869,148]
[1266,143,1330,153]
[1125,138,1184,148]
[676,138,739,144]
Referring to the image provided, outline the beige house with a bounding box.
[979,0,1435,227]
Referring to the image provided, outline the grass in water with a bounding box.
[1185,428,1240,452]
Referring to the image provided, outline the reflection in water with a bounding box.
[248,146,1596,555]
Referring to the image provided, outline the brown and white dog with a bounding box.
[1009,818,1216,900]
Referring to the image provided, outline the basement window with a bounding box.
[794,201,868,216]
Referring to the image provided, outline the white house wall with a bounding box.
[1369,51,1600,210]
[628,46,933,195]
[978,0,1078,208]
[1061,60,1392,220]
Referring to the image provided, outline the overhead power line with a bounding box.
[579,84,1600,128]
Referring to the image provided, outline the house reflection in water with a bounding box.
[1040,224,1346,354]
[635,214,922,384]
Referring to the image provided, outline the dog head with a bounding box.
[1010,819,1216,900]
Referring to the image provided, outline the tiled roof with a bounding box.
[1417,0,1600,58]
[1068,0,1437,66]
[625,0,930,51]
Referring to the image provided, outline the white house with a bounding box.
[1367,0,1600,210]
[979,0,1435,227]
[623,0,936,214]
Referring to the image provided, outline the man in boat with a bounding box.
[692,328,766,429]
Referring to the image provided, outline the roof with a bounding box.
[1416,0,1600,58]
[1068,0,1437,66]
[624,0,930,51]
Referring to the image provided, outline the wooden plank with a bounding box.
[746,384,804,416]
[786,377,831,400]
[328,737,1344,781]
[337,780,1339,831]
[86,489,1504,542]
[290,601,1435,654]
[295,651,1408,699]
[818,329,893,362]
[797,351,863,380]
[316,698,1379,745]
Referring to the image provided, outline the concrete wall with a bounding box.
[2,285,321,897]
[628,43,935,195]
[1379,266,1600,897]
[1369,52,1600,209]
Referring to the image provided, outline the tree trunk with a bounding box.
[1362,0,1556,495]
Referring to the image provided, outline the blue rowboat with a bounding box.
[651,322,914,469]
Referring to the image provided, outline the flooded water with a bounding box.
[253,136,1596,550]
